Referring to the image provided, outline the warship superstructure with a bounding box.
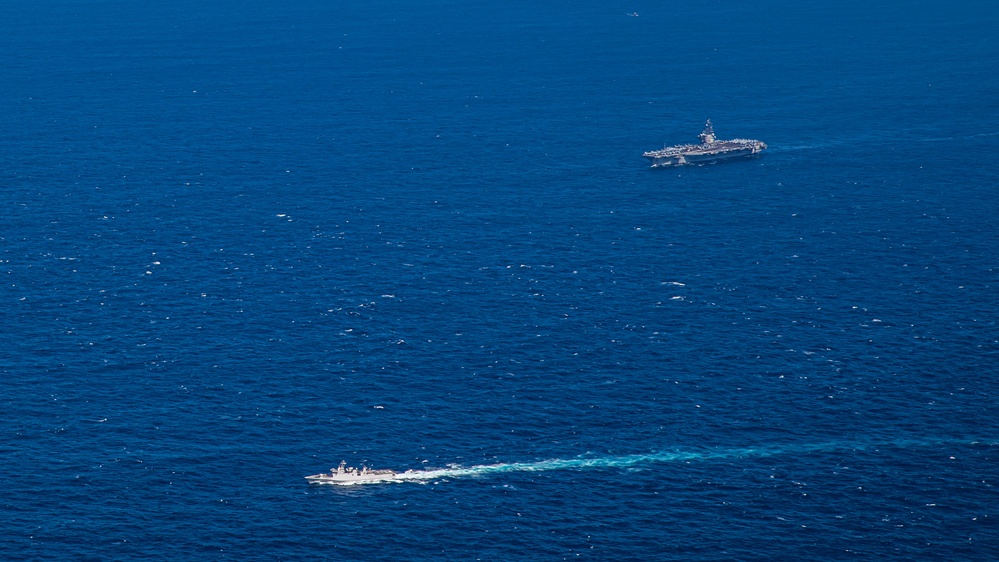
[643,120,766,167]
[305,460,414,485]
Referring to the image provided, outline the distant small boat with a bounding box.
[628,12,639,17]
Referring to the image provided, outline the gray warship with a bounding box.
[305,460,414,485]
[643,120,766,167]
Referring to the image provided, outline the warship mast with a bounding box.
[697,119,716,144]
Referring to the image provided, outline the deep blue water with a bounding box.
[2,0,998,559]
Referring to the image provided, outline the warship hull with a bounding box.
[646,146,762,167]
[305,471,407,485]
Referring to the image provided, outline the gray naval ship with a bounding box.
[643,120,766,167]
[305,460,414,485]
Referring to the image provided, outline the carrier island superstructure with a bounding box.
[643,120,766,167]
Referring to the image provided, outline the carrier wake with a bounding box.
[306,437,991,486]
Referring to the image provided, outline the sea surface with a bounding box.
[2,0,998,559]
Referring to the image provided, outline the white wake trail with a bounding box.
[372,437,992,485]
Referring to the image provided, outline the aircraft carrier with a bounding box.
[643,120,766,167]
[305,460,415,485]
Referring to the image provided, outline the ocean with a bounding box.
[2,0,998,559]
